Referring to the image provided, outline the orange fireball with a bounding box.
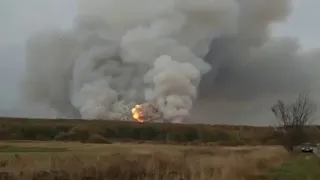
[131,104,144,123]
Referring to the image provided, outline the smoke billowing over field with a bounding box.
[20,0,320,124]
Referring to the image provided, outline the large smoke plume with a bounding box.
[21,0,320,124]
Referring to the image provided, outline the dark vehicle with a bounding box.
[300,143,313,153]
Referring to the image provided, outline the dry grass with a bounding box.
[0,141,287,180]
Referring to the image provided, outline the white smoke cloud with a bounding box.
[20,0,320,124]
[21,0,240,122]
[144,55,200,121]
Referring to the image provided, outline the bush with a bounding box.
[54,131,88,142]
[86,134,112,144]
[0,117,292,146]
[54,132,77,141]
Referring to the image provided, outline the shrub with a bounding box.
[54,131,89,142]
[86,134,112,144]
[0,117,300,146]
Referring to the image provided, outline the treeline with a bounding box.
[0,117,319,145]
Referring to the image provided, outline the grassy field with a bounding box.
[0,141,287,180]
[267,153,320,180]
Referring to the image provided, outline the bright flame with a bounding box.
[131,104,144,123]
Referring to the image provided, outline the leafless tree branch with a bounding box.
[270,93,317,151]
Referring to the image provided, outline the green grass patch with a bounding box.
[266,154,320,180]
[0,145,69,153]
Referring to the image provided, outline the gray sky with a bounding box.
[0,0,76,110]
[0,0,319,111]
[272,0,320,50]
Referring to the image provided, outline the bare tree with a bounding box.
[271,93,316,151]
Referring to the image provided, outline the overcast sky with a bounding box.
[0,0,319,111]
